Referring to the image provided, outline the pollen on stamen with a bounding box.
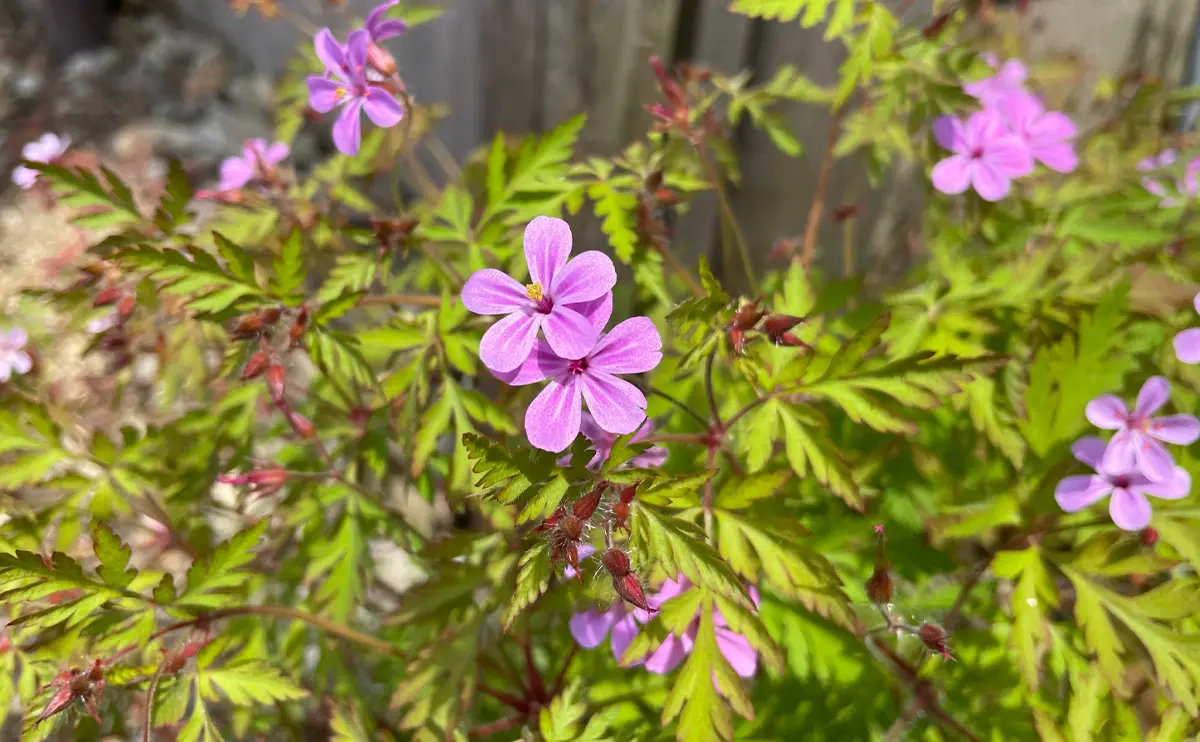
[334,88,348,101]
[526,282,544,301]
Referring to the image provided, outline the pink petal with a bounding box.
[1175,328,1200,364]
[932,116,965,152]
[1109,488,1152,531]
[931,156,972,195]
[332,98,365,155]
[1085,395,1128,429]
[964,110,1005,150]
[610,612,640,660]
[1055,475,1113,512]
[218,157,255,191]
[578,410,608,444]
[306,76,343,113]
[1101,429,1137,475]
[461,269,530,315]
[551,251,617,305]
[588,317,663,374]
[525,376,583,453]
[633,445,669,469]
[1133,434,1176,484]
[1070,436,1109,468]
[524,216,572,288]
[344,29,370,73]
[1000,92,1043,134]
[11,166,38,189]
[479,312,541,373]
[266,143,290,164]
[643,634,692,674]
[997,59,1027,86]
[1027,111,1077,144]
[1134,466,1191,501]
[1032,143,1078,174]
[371,18,408,40]
[0,361,11,383]
[1134,376,1170,418]
[582,371,648,436]
[570,608,615,648]
[970,162,1011,202]
[492,339,570,386]
[984,138,1034,178]
[314,28,348,76]
[1194,292,1200,316]
[1143,177,1169,198]
[715,628,758,678]
[1149,414,1200,445]
[10,352,31,375]
[651,576,692,608]
[364,88,404,127]
[7,328,27,347]
[566,293,613,334]
[542,305,599,361]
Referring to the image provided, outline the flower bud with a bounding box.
[731,302,764,331]
[729,327,746,355]
[762,314,805,336]
[601,548,632,578]
[231,313,264,339]
[93,286,122,307]
[613,572,650,612]
[247,468,289,497]
[260,307,283,325]
[917,623,954,661]
[1141,527,1159,547]
[367,42,398,78]
[559,514,584,541]
[117,296,135,320]
[266,364,286,402]
[572,486,605,521]
[865,565,894,605]
[242,351,270,380]
[289,411,316,438]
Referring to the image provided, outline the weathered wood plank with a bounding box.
[479,0,543,136]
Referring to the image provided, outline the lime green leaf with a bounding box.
[504,541,552,629]
[91,521,137,589]
[633,505,752,607]
[179,521,267,607]
[993,547,1058,690]
[272,228,306,298]
[198,662,308,706]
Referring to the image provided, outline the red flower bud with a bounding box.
[731,302,765,331]
[367,41,398,78]
[601,548,632,578]
[729,327,746,355]
[247,468,289,497]
[654,187,681,206]
[917,624,954,661]
[1141,527,1159,547]
[260,307,283,325]
[266,363,286,402]
[231,313,264,339]
[762,314,805,335]
[93,286,122,307]
[572,486,605,521]
[865,566,894,605]
[831,203,865,223]
[242,351,270,380]
[559,514,584,541]
[613,572,651,612]
[288,411,315,438]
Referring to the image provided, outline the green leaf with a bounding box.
[662,605,744,741]
[313,291,365,325]
[993,547,1057,690]
[517,474,570,524]
[271,228,306,298]
[179,521,267,607]
[154,158,195,233]
[90,521,137,589]
[198,662,308,706]
[504,541,552,629]
[633,505,752,607]
[540,679,613,741]
[778,405,862,510]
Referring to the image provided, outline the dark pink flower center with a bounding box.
[1110,474,1131,488]
[969,146,985,159]
[568,358,589,374]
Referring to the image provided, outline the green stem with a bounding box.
[697,145,758,294]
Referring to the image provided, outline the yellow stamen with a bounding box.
[526,282,544,301]
[334,87,347,101]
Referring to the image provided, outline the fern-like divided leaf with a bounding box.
[26,161,143,229]
[113,243,270,316]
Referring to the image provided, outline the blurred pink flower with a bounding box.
[1137,149,1199,207]
[12,133,70,189]
[1175,293,1200,364]
[1056,436,1190,531]
[306,28,404,155]
[1086,377,1199,482]
[576,411,667,470]
[217,138,289,192]
[964,57,1028,106]
[931,110,1033,201]
[0,328,32,381]
[999,94,1078,173]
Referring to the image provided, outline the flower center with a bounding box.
[969,146,985,159]
[568,358,589,374]
[334,87,348,101]
[526,282,554,313]
[1111,474,1131,488]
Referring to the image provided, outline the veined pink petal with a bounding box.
[479,312,541,373]
[582,371,648,436]
[314,28,348,76]
[218,157,255,192]
[588,317,663,374]
[1027,111,1076,144]
[1109,488,1152,531]
[1070,436,1109,469]
[651,576,692,608]
[551,251,617,304]
[461,269,531,315]
[931,156,972,195]
[1134,466,1191,501]
[1175,328,1200,364]
[567,293,613,334]
[964,110,1004,150]
[715,628,758,678]
[0,360,12,383]
[332,98,365,155]
[1148,414,1200,445]
[524,216,572,288]
[364,88,404,127]
[643,633,692,674]
[1101,429,1137,475]
[1033,143,1078,174]
[1134,376,1170,418]
[1133,435,1176,484]
[307,76,344,113]
[970,161,1010,202]
[345,29,370,75]
[985,138,1034,178]
[570,608,615,649]
[932,116,965,153]
[542,305,599,360]
[1054,475,1113,512]
[492,339,570,386]
[610,612,641,660]
[525,376,583,452]
[1085,395,1128,429]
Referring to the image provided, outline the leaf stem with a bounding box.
[698,145,758,294]
[647,386,709,427]
[801,103,848,267]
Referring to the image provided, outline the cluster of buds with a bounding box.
[35,659,106,726]
[217,467,290,499]
[535,485,605,578]
[232,306,309,399]
[647,56,720,143]
[727,299,812,355]
[610,481,640,534]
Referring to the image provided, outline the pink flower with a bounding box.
[638,577,758,680]
[0,328,32,381]
[964,57,1028,106]
[462,216,617,373]
[364,0,408,41]
[1137,150,1199,207]
[1086,377,1200,482]
[12,133,70,189]
[999,94,1078,173]
[1175,293,1200,364]
[217,138,289,192]
[569,600,649,662]
[306,29,404,155]
[1056,436,1190,531]
[576,411,667,470]
[931,110,1033,201]
[494,316,662,453]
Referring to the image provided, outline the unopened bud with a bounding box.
[654,187,680,206]
[116,296,136,320]
[601,548,632,578]
[572,486,605,520]
[231,313,264,339]
[1141,527,1159,547]
[367,42,398,78]
[266,364,285,402]
[289,411,315,438]
[247,468,289,497]
[93,286,122,307]
[729,327,746,355]
[865,566,894,605]
[260,307,283,325]
[762,314,805,336]
[613,572,650,611]
[731,302,764,331]
[559,514,584,541]
[242,351,270,380]
[917,623,954,661]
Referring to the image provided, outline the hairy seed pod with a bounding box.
[1141,527,1159,547]
[242,352,270,381]
[601,548,632,578]
[917,624,954,661]
[613,572,650,611]
[289,411,316,439]
[572,486,605,520]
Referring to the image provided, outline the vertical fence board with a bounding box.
[479,0,544,137]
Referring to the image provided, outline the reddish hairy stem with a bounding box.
[549,644,578,698]
[469,716,522,738]
[477,684,529,713]
[521,637,546,702]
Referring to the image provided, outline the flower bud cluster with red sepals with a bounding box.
[601,548,651,611]
[917,623,955,662]
[371,216,419,259]
[217,467,289,498]
[36,659,106,725]
[646,56,721,143]
[727,298,812,356]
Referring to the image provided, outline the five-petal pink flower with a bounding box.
[494,315,662,453]
[307,29,405,155]
[1000,94,1078,173]
[462,216,618,373]
[0,328,32,382]
[964,57,1028,107]
[1056,436,1190,531]
[1086,376,1200,483]
[1175,293,1200,364]
[217,138,290,192]
[931,110,1034,201]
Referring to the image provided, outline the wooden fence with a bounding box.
[177,0,1197,283]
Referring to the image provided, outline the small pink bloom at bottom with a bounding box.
[12,133,70,189]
